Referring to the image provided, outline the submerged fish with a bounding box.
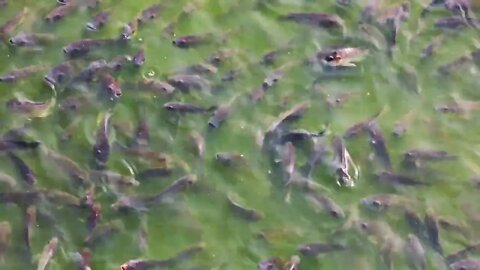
[0,222,11,265]
[135,79,175,95]
[137,3,162,24]
[167,74,210,92]
[405,234,426,270]
[297,242,346,257]
[267,102,310,134]
[44,62,73,90]
[322,48,368,67]
[63,38,115,58]
[45,3,77,22]
[0,65,43,83]
[86,11,111,31]
[227,194,263,221]
[436,100,480,113]
[132,48,145,67]
[304,188,345,218]
[361,194,412,212]
[120,22,137,40]
[425,209,443,254]
[279,12,344,30]
[375,171,428,186]
[9,32,55,48]
[172,33,214,49]
[37,237,58,270]
[85,220,123,248]
[0,8,27,39]
[450,258,480,270]
[367,122,392,170]
[164,102,216,113]
[6,94,55,118]
[92,111,113,168]
[208,100,234,128]
[331,136,358,187]
[101,73,122,98]
[7,152,36,187]
[89,170,139,187]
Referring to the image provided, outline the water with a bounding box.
[0,0,480,269]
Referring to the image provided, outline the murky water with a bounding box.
[1,0,480,269]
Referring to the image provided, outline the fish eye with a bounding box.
[330,210,340,218]
[8,39,14,44]
[120,264,128,270]
[371,200,381,207]
[360,222,368,230]
[325,55,335,62]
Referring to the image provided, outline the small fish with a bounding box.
[331,136,358,187]
[304,188,345,218]
[89,170,139,187]
[86,11,111,31]
[63,38,115,58]
[172,33,214,49]
[37,237,58,270]
[421,35,444,60]
[248,87,265,103]
[74,60,110,82]
[450,258,480,270]
[262,65,290,90]
[404,208,427,241]
[109,55,132,71]
[367,122,392,170]
[44,149,90,185]
[23,206,36,260]
[404,149,456,164]
[78,248,92,270]
[221,68,240,81]
[322,47,369,67]
[215,152,245,166]
[435,100,480,113]
[136,168,172,179]
[7,152,36,187]
[164,102,216,113]
[208,100,234,128]
[446,242,480,264]
[9,32,55,48]
[0,172,17,189]
[0,8,27,39]
[360,0,380,22]
[100,73,122,98]
[438,56,472,75]
[261,42,293,66]
[279,129,324,144]
[374,171,428,186]
[227,194,263,222]
[435,16,471,29]
[297,242,346,257]
[258,258,283,270]
[133,116,149,147]
[137,3,162,24]
[92,111,113,168]
[0,139,40,151]
[405,234,426,270]
[280,142,296,184]
[44,62,73,89]
[167,74,210,92]
[189,131,205,158]
[115,143,171,167]
[425,209,443,254]
[343,109,384,139]
[0,222,11,265]
[182,63,218,76]
[6,95,55,118]
[136,79,175,95]
[207,49,236,67]
[41,189,81,206]
[133,48,145,67]
[0,65,43,83]
[361,194,411,212]
[267,102,310,133]
[87,203,101,232]
[279,12,344,30]
[392,110,415,137]
[84,220,123,248]
[397,64,420,94]
[325,91,362,107]
[119,22,137,40]
[45,4,77,22]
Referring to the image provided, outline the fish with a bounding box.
[248,87,265,103]
[63,38,116,58]
[78,248,92,270]
[262,63,293,89]
[267,102,310,134]
[45,3,77,22]
[136,167,172,179]
[435,16,471,30]
[167,74,210,92]
[374,171,429,186]
[361,194,412,212]
[297,242,346,257]
[392,110,415,137]
[189,131,205,158]
[0,0,7,7]
[133,116,149,147]
[92,111,113,168]
[87,203,101,232]
[7,152,36,187]
[207,49,236,67]
[450,258,480,270]
[304,138,328,178]
[164,102,216,113]
[57,0,100,8]
[137,219,148,253]
[343,108,384,139]
[221,69,240,81]
[421,35,445,61]
[74,60,110,82]
[405,234,426,270]
[425,209,443,254]
[279,12,344,30]
[120,243,204,270]
[208,100,234,128]
[84,220,123,248]
[0,191,39,205]
[23,206,36,261]
[0,139,40,151]
[325,91,362,107]
[322,47,368,67]
[44,62,73,89]
[261,42,293,66]
[44,149,90,185]
[100,73,122,98]
[404,208,427,241]
[367,122,392,170]
[258,257,283,270]
[0,172,17,189]
[137,3,162,24]
[435,100,480,113]
[304,188,345,218]
[227,194,263,221]
[438,56,472,75]
[109,55,132,71]
[0,222,11,265]
[279,129,325,144]
[331,136,358,187]
[446,242,480,264]
[172,33,214,49]
[134,79,175,95]
[9,32,55,48]
[89,170,140,187]
[280,142,296,184]
[120,22,137,40]
[114,143,171,167]
[215,152,245,166]
[112,174,197,211]
[404,149,456,164]
[0,65,44,83]
[182,63,218,76]
[6,95,55,118]
[0,8,27,39]
[132,48,145,67]
[397,64,420,94]
[86,11,111,31]
[37,237,58,270]
[41,189,82,206]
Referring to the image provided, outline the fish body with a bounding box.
[267,102,310,133]
[172,33,213,49]
[227,195,263,221]
[164,102,216,113]
[405,234,426,270]
[7,152,36,186]
[136,79,175,94]
[450,259,480,270]
[189,131,205,158]
[183,63,218,75]
[367,122,392,170]
[6,95,55,118]
[0,139,40,151]
[258,258,283,270]
[425,209,443,254]
[280,12,344,30]
[404,149,456,164]
[435,16,470,29]
[9,32,55,48]
[37,237,58,270]
[331,136,357,186]
[92,111,112,168]
[23,206,36,259]
[87,203,101,232]
[63,38,115,58]
[133,48,145,67]
[86,11,111,31]
[436,100,480,113]
[263,67,287,89]
[322,48,368,67]
[0,65,43,83]
[0,8,27,39]
[438,56,472,75]
[281,142,295,184]
[109,55,132,71]
[361,194,411,212]
[393,110,415,137]
[85,220,123,248]
[375,171,428,186]
[45,150,90,185]
[89,170,139,187]
[304,138,327,178]
[279,129,324,144]
[101,73,122,98]
[305,188,344,218]
[0,222,11,264]
[137,4,162,24]
[44,62,73,89]
[215,152,245,166]
[120,22,137,40]
[208,102,232,128]
[167,74,210,92]
[297,242,345,256]
[45,3,77,22]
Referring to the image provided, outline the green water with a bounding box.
[0,0,480,269]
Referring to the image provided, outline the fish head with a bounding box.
[5,98,24,111]
[258,258,282,270]
[361,196,388,212]
[9,33,33,47]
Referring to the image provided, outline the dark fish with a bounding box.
[167,74,210,92]
[120,22,137,40]
[37,237,58,270]
[262,64,291,89]
[132,48,145,67]
[92,111,112,168]
[421,35,444,60]
[74,59,110,82]
[367,122,392,170]
[343,109,383,139]
[258,257,283,270]
[86,11,111,31]
[405,208,427,240]
[0,139,40,151]
[450,258,480,270]
[9,32,55,48]
[207,49,236,67]
[0,65,43,83]
[87,203,101,232]
[248,87,265,103]
[221,69,239,81]
[57,0,100,8]
[41,189,82,206]
[435,100,480,113]
[0,0,7,7]
[100,73,122,98]
[0,8,27,39]
[136,79,175,95]
[0,191,39,205]
[0,222,11,265]
[89,170,139,187]
[7,152,36,187]
[23,206,36,261]
[172,33,213,49]
[397,64,420,94]
[297,242,346,257]
[472,48,480,67]
[78,248,92,270]
[84,220,123,248]
[215,152,245,166]
[279,12,344,30]
[281,142,296,184]
[45,4,76,22]
[325,91,362,107]
[361,194,411,212]
[392,110,414,137]
[6,96,55,118]
[44,62,73,89]
[112,175,197,211]
[404,149,456,162]
[267,102,310,133]
[279,129,325,144]
[425,209,443,254]
[114,143,171,167]
[164,102,216,113]
[332,136,357,187]
[405,234,426,270]
[435,16,471,29]
[137,3,162,24]
[304,188,345,218]
[109,55,132,71]
[438,56,472,75]
[208,101,234,128]
[446,242,480,264]
[120,243,204,270]
[133,116,149,147]
[261,42,293,66]
[360,0,380,22]
[63,38,115,58]
[45,149,90,185]
[137,168,172,179]
[375,171,428,186]
[182,63,218,76]
[227,195,263,221]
